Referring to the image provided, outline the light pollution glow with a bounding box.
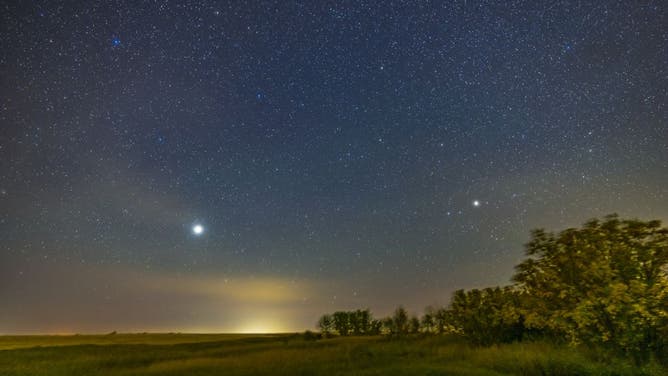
[0,260,316,334]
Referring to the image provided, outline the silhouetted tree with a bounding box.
[390,306,409,336]
[318,309,379,336]
[409,316,421,334]
[317,314,334,337]
[421,306,436,334]
[433,307,452,334]
[351,309,372,335]
[332,311,352,336]
[381,317,394,335]
[369,319,383,335]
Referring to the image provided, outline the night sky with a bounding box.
[1,1,666,334]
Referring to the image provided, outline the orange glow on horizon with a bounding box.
[234,320,289,334]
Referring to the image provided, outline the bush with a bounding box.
[303,330,321,341]
[447,287,525,346]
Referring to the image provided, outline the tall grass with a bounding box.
[0,334,664,375]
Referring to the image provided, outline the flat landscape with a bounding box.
[0,333,664,376]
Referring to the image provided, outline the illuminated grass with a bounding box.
[0,334,664,376]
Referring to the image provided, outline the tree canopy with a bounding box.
[512,214,668,362]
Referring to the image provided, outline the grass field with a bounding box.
[0,333,665,376]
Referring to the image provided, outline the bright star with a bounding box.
[473,200,481,207]
[192,224,204,235]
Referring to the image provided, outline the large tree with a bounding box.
[512,214,668,362]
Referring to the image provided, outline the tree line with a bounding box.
[316,215,668,365]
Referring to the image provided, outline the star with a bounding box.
[473,200,481,207]
[192,224,204,235]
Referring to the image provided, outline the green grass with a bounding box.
[0,333,664,376]
[0,333,271,350]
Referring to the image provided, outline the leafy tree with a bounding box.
[391,306,409,336]
[512,215,668,363]
[448,287,524,346]
[351,309,372,335]
[369,319,383,335]
[433,307,453,334]
[317,314,334,337]
[332,311,352,336]
[421,306,437,334]
[318,309,378,336]
[409,316,421,334]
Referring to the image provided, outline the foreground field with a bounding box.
[0,333,664,376]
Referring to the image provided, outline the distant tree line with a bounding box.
[317,307,420,337]
[316,215,668,365]
[318,309,379,336]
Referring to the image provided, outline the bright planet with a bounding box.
[192,224,204,235]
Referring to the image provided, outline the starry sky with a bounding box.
[1,1,666,334]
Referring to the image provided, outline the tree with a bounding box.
[448,287,524,346]
[433,307,453,334]
[332,311,352,336]
[409,316,421,334]
[390,306,409,336]
[421,306,437,334]
[512,215,668,363]
[369,319,383,335]
[319,309,378,336]
[381,317,394,335]
[351,309,372,335]
[317,314,334,337]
